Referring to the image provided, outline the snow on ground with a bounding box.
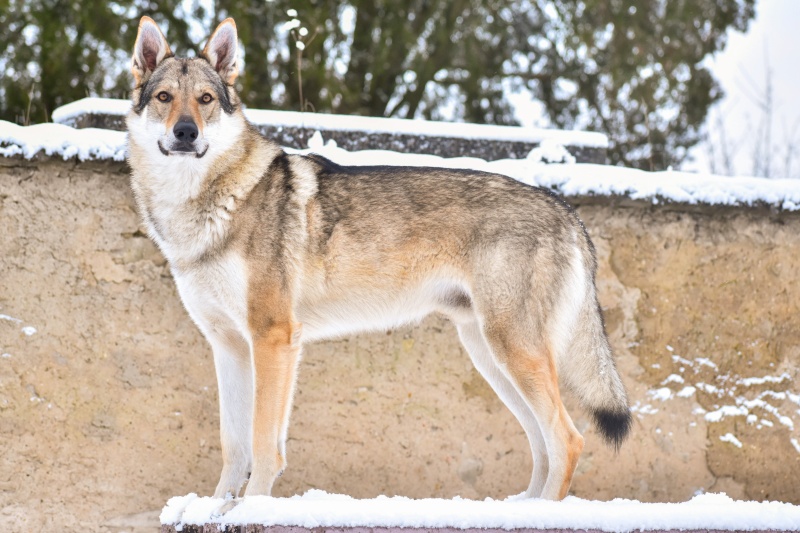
[160,490,800,531]
[2,119,800,211]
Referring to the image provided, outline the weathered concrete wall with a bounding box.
[1,157,798,532]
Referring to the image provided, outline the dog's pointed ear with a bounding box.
[132,16,172,85]
[202,18,239,84]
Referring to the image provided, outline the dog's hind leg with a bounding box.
[456,320,549,498]
[207,328,253,499]
[480,318,584,500]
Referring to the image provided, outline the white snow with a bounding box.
[791,438,800,455]
[21,326,36,336]
[50,97,132,123]
[300,139,800,211]
[661,374,685,385]
[51,97,609,147]
[526,138,576,164]
[645,363,799,451]
[160,490,800,531]
[705,405,749,422]
[0,121,126,161]
[632,403,659,416]
[719,433,743,448]
[4,109,800,210]
[648,387,674,402]
[0,314,22,323]
[694,357,719,370]
[671,355,694,367]
[738,373,792,386]
[696,383,721,395]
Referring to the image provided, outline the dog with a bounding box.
[126,16,631,501]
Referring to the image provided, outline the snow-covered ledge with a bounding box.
[159,490,800,533]
[1,119,799,212]
[51,97,608,163]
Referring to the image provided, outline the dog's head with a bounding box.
[127,17,244,160]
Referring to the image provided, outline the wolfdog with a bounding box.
[126,16,631,501]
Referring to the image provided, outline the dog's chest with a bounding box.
[173,252,249,334]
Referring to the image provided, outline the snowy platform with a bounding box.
[51,97,608,163]
[160,491,800,533]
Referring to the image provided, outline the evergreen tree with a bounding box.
[510,0,757,169]
[0,0,198,124]
[0,0,756,170]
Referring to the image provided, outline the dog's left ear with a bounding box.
[202,18,239,84]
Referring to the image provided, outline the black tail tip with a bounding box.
[592,408,632,451]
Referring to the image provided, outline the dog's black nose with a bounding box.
[174,120,198,142]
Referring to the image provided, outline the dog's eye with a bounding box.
[200,93,214,104]
[156,92,172,103]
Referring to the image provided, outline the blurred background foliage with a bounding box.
[0,0,755,169]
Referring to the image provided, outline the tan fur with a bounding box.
[126,17,631,502]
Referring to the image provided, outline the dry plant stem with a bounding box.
[294,29,318,113]
[296,44,303,113]
[24,83,36,126]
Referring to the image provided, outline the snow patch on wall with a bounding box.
[640,347,799,454]
[719,433,743,448]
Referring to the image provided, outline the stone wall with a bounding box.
[0,157,798,532]
[52,101,607,164]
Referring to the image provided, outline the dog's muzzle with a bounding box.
[158,118,209,158]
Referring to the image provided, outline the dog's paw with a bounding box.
[215,498,241,516]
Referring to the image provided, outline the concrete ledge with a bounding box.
[159,527,791,533]
[50,97,608,163]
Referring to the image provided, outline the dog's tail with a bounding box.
[550,239,632,450]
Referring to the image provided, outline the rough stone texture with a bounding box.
[0,157,798,533]
[57,112,607,164]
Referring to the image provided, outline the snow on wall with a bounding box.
[632,347,800,456]
[51,97,609,148]
[0,121,126,161]
[2,119,800,211]
[50,97,133,124]
[161,490,800,531]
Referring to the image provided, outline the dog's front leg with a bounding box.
[245,321,302,496]
[207,329,253,499]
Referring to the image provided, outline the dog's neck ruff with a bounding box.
[127,110,278,270]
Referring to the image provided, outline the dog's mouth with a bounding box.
[158,140,209,159]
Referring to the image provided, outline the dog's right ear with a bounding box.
[132,16,172,85]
